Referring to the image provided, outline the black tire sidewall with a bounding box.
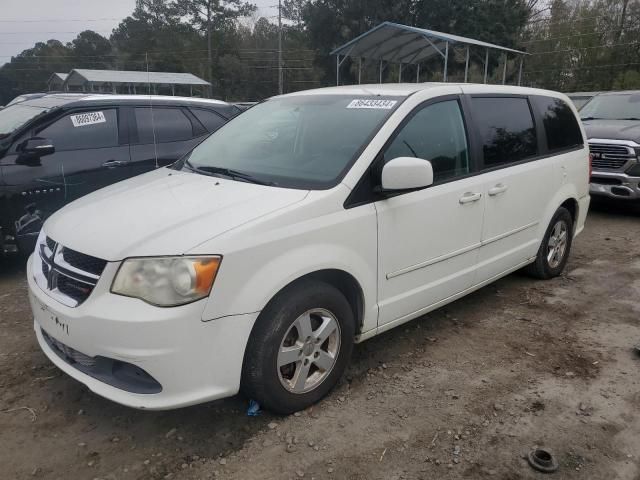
[539,208,574,278]
[241,279,355,414]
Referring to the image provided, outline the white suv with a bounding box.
[27,83,590,413]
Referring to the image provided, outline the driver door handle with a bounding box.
[102,160,127,168]
[459,192,482,204]
[488,183,508,196]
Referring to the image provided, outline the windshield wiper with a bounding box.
[187,164,277,186]
[580,116,602,121]
[619,117,640,120]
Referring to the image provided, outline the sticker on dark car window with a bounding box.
[346,99,397,109]
[70,111,107,127]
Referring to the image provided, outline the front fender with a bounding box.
[198,200,379,336]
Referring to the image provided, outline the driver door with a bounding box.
[375,97,485,328]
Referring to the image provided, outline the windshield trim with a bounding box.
[179,94,407,190]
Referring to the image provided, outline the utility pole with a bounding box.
[278,0,283,95]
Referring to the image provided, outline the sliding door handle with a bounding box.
[459,192,482,204]
[488,183,508,196]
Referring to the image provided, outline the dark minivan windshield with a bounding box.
[182,95,403,189]
[580,93,640,120]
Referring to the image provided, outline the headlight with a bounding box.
[111,256,221,307]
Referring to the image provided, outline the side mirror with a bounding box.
[381,157,434,192]
[20,137,55,158]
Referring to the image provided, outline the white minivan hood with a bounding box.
[45,168,309,261]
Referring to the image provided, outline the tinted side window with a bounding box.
[135,107,193,144]
[38,109,118,151]
[533,96,583,151]
[383,100,470,182]
[191,108,226,133]
[471,97,537,168]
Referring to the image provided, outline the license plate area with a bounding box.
[34,297,71,337]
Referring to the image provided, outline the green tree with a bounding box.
[177,0,256,86]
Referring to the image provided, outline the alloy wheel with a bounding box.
[277,308,341,394]
[547,220,568,269]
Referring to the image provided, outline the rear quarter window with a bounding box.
[532,96,584,152]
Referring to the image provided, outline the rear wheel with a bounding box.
[525,207,573,279]
[241,279,355,414]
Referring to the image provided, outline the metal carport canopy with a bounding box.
[330,22,529,85]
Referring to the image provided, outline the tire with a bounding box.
[525,207,574,279]
[241,279,355,415]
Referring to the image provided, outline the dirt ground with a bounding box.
[1,201,639,480]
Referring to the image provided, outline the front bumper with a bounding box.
[590,171,640,200]
[27,255,258,410]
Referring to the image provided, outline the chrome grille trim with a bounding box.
[33,236,105,307]
[589,141,636,171]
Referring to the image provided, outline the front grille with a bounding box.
[62,248,107,276]
[46,236,56,252]
[42,329,96,368]
[589,143,635,170]
[34,236,106,307]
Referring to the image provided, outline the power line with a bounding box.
[0,17,125,23]
[527,11,640,24]
[521,28,638,45]
[530,41,640,55]
[525,61,640,74]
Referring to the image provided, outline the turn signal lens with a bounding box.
[194,257,221,293]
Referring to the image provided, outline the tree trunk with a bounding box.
[610,0,630,89]
[207,6,213,97]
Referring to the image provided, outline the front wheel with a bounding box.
[241,279,355,414]
[525,207,574,279]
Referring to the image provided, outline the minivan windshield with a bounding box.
[180,95,403,189]
[580,93,640,120]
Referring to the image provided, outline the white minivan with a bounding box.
[28,83,590,414]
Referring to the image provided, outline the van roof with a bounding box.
[277,82,567,99]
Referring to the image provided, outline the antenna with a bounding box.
[278,0,283,95]
[146,52,159,169]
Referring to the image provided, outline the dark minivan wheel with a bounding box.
[525,207,574,279]
[241,279,355,414]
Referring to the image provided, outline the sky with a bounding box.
[0,0,278,65]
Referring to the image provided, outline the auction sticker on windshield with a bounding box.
[70,111,106,127]
[347,99,398,109]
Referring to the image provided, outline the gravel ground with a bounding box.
[1,201,639,480]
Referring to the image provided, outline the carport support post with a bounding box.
[484,49,489,84]
[379,60,383,83]
[464,46,470,83]
[398,63,403,83]
[336,55,340,86]
[416,63,420,83]
[358,58,362,84]
[518,57,524,86]
[502,53,507,85]
[443,41,449,82]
